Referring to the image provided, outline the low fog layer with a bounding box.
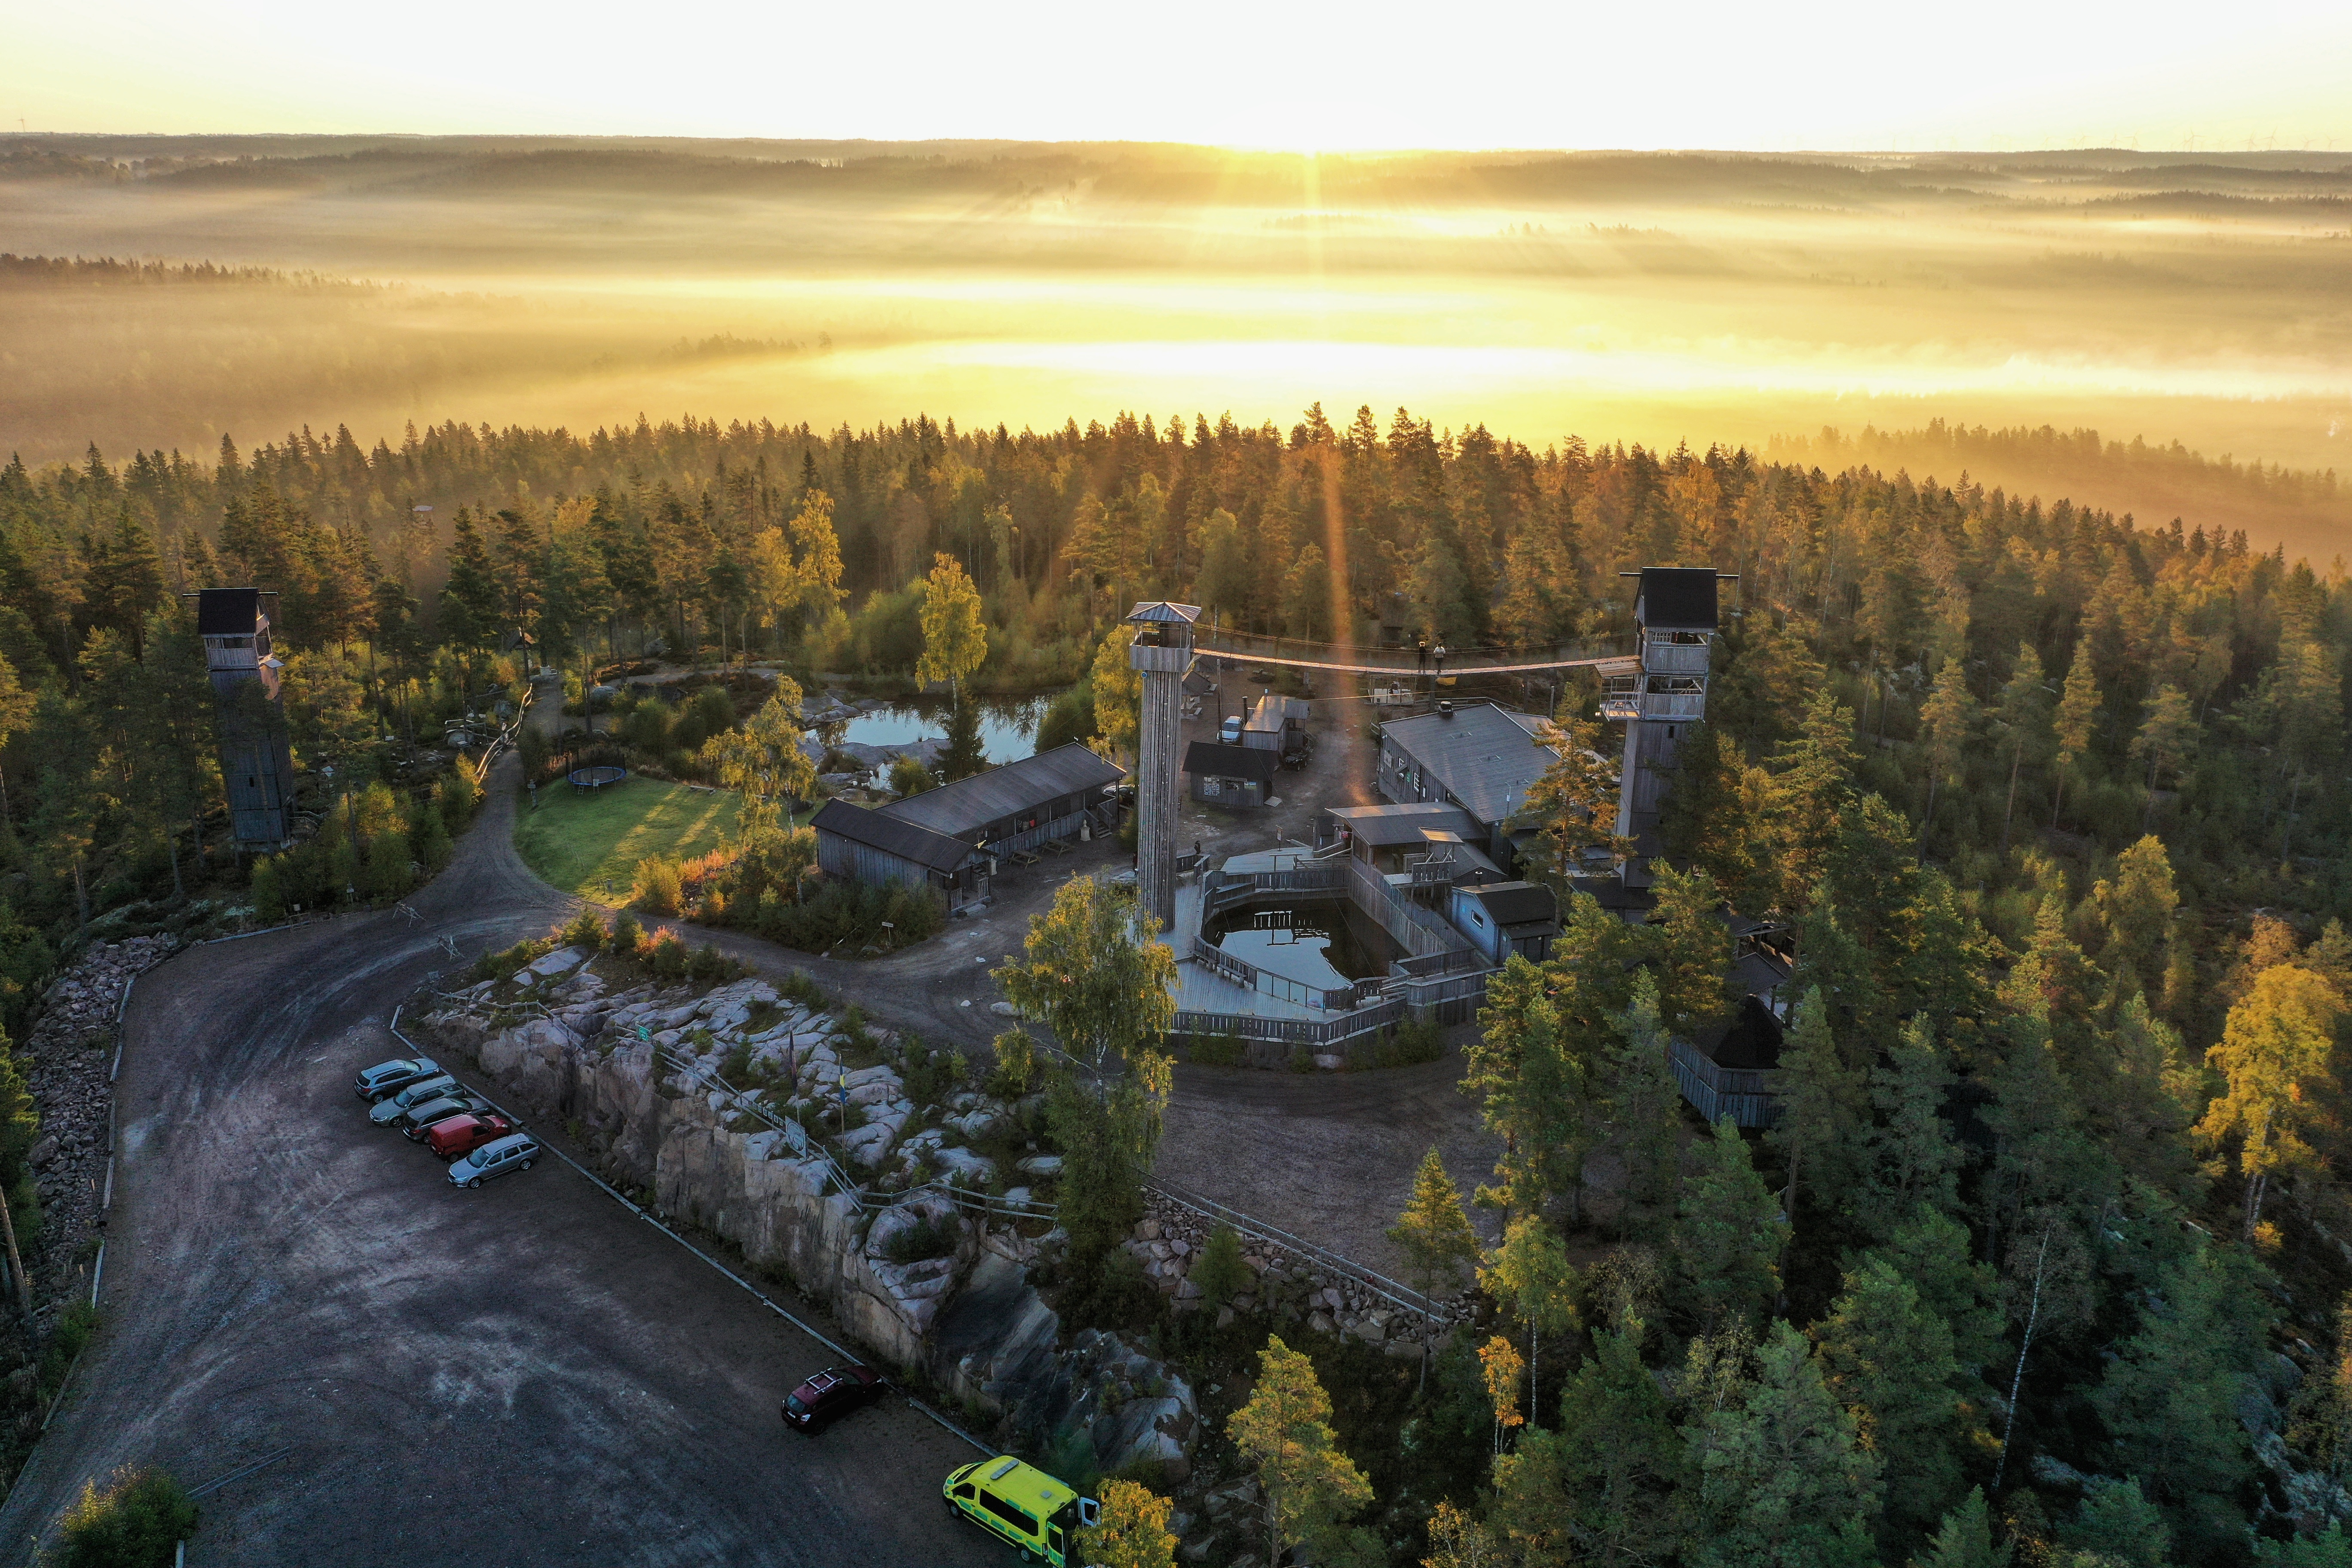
[3,138,2347,558]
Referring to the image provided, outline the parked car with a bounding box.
[395,1090,491,1138]
[780,1365,885,1433]
[1218,714,1243,744]
[354,1056,440,1102]
[368,1074,462,1127]
[424,1112,518,1162]
[448,1132,542,1188]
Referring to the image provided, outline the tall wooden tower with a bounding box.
[197,587,297,849]
[1612,568,1723,888]
[1126,601,1199,934]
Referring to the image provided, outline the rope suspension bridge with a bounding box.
[1189,626,1635,679]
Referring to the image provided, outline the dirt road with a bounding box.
[0,772,1000,1567]
[0,689,1495,1559]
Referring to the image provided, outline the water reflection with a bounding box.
[814,693,1057,764]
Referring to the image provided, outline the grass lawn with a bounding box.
[514,776,745,906]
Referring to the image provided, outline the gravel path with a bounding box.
[0,764,996,1566]
[0,686,1499,1559]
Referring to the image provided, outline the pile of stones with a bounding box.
[1127,1188,1468,1352]
[21,935,182,1314]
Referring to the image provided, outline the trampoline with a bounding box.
[567,765,629,792]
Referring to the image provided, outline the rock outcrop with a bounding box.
[421,961,1198,1476]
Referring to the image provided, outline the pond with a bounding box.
[816,692,1060,765]
[1204,901,1399,992]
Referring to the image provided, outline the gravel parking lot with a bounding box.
[0,784,1002,1567]
[0,680,1511,1560]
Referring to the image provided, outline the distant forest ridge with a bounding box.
[1768,423,2349,568]
[7,137,2352,207]
[3,364,2343,576]
[0,253,366,289]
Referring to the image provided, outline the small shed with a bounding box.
[1668,998,1786,1128]
[1184,741,1281,808]
[1240,694,1309,753]
[1448,880,1560,965]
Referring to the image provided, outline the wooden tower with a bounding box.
[197,587,297,849]
[1127,601,1199,934]
[1612,568,1722,888]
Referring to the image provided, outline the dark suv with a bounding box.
[355,1056,440,1101]
[781,1366,885,1433]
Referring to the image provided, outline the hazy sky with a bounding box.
[11,0,2351,151]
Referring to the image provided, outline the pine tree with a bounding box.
[1490,1320,1687,1565]
[1188,1225,1250,1314]
[1606,970,1687,1235]
[1864,1015,1963,1235]
[1994,642,2051,854]
[2092,1245,2263,1559]
[937,696,987,782]
[1917,658,1977,836]
[1876,1204,2004,1383]
[2257,1524,2352,1568]
[1391,1146,1480,1378]
[1915,1488,2011,1568]
[1673,1120,1789,1329]
[1767,986,1866,1234]
[2130,683,2199,833]
[1467,956,1597,1221]
[1230,1336,1373,1568]
[1684,1320,1880,1568]
[2050,648,2100,828]
[2055,1478,2170,1568]
[1812,1255,1968,1546]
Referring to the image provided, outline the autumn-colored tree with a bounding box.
[2195,964,2347,1240]
[915,551,987,697]
[1480,1335,1528,1454]
[1391,1146,1482,1380]
[994,873,1176,1070]
[1480,1215,1580,1425]
[1230,1336,1374,1568]
[1089,625,1141,763]
[1077,1478,1178,1568]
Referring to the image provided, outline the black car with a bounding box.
[781,1365,885,1432]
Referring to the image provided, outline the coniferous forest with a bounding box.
[1,401,2349,1564]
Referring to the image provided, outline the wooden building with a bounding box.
[813,742,1126,913]
[1184,741,1280,808]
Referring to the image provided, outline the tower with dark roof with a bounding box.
[197,587,297,848]
[1612,568,1721,888]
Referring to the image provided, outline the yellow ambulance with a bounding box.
[943,1454,1099,1564]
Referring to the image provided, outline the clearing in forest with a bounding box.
[514,777,743,905]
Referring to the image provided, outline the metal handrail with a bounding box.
[1145,1176,1449,1320]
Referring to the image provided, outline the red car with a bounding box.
[781,1365,885,1432]
[424,1111,518,1162]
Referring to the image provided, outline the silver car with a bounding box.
[369,1074,462,1127]
[449,1133,542,1189]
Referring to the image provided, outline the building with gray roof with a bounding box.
[1372,703,1554,872]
